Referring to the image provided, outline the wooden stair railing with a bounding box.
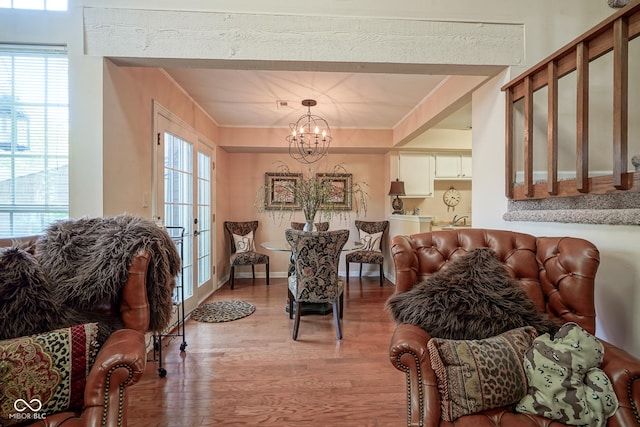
[501,1,640,200]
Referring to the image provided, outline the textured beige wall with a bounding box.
[102,62,219,217]
[222,152,388,276]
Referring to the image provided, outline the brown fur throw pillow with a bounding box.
[0,247,75,340]
[386,248,559,340]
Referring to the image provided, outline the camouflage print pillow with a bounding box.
[516,322,619,427]
[428,326,538,422]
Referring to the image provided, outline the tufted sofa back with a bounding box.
[391,228,600,334]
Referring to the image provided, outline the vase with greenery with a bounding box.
[256,161,368,230]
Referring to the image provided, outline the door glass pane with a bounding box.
[164,131,193,301]
[197,151,211,287]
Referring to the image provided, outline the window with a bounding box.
[0,0,67,11]
[0,45,69,237]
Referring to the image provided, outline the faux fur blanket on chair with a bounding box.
[386,248,559,340]
[37,214,182,333]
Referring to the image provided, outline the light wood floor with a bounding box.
[127,276,407,427]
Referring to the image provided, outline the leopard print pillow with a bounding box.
[428,326,538,422]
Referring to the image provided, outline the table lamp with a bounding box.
[388,179,406,214]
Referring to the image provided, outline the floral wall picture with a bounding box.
[316,173,352,210]
[264,172,302,210]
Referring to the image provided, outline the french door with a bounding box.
[153,103,215,315]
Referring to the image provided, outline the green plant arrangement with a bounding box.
[256,161,368,230]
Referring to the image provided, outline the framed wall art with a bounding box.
[264,172,302,210]
[316,173,352,210]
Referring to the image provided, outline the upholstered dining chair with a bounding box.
[224,221,269,290]
[285,229,349,340]
[345,220,389,287]
[291,221,330,231]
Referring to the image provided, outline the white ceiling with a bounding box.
[163,67,472,132]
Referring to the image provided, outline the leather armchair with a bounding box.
[0,235,151,427]
[388,228,640,427]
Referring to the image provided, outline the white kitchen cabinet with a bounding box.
[435,153,472,179]
[398,152,434,197]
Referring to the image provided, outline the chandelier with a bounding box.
[286,99,332,164]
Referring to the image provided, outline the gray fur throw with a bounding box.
[0,247,76,340]
[386,248,559,340]
[36,215,181,332]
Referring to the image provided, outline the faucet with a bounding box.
[451,215,468,226]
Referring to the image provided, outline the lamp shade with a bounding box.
[388,179,406,196]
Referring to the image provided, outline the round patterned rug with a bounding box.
[190,300,256,323]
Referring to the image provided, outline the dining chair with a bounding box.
[223,221,269,289]
[290,221,330,231]
[345,220,389,287]
[285,229,349,340]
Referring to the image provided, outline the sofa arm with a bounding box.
[119,249,151,333]
[81,329,147,427]
[389,323,441,427]
[600,341,640,427]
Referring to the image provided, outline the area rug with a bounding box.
[190,300,256,323]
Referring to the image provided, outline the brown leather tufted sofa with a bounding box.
[0,235,150,427]
[388,228,640,427]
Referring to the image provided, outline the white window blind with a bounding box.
[0,45,69,237]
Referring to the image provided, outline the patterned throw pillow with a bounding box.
[427,326,538,422]
[232,231,255,253]
[359,230,382,252]
[516,322,618,427]
[0,323,101,426]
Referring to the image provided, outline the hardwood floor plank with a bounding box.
[128,277,405,426]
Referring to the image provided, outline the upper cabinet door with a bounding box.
[435,153,472,179]
[435,154,460,179]
[398,152,434,197]
[459,154,472,178]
